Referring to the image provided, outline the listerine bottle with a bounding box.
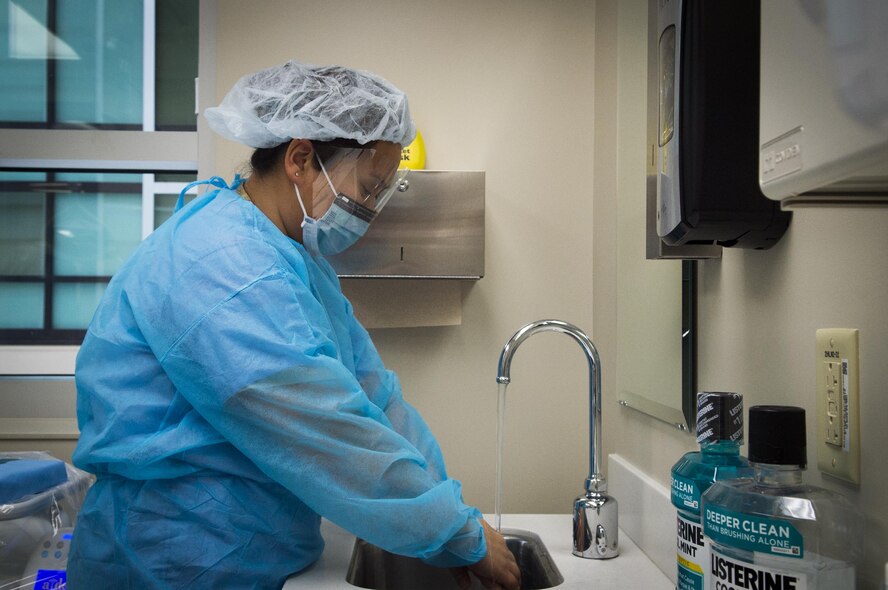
[671,391,751,590]
[703,406,864,589]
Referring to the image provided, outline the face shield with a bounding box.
[311,145,409,222]
[293,143,408,257]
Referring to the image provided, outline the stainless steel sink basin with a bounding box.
[346,528,564,590]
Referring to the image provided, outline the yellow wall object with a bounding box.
[400,130,426,170]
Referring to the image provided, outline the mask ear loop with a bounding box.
[306,152,343,222]
[295,153,339,226]
[315,152,338,195]
[293,156,322,225]
[293,182,310,226]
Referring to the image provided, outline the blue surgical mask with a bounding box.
[294,155,377,256]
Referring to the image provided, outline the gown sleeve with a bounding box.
[156,256,486,567]
[342,299,487,566]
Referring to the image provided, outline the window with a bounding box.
[0,0,200,345]
[0,0,198,131]
[0,171,196,342]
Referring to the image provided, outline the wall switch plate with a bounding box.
[815,329,860,483]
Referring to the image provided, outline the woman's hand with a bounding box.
[450,519,521,590]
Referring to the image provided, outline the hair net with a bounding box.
[205,60,417,149]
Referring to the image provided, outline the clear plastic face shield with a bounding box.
[311,144,408,222]
[293,142,408,256]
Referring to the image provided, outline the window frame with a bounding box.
[0,172,199,344]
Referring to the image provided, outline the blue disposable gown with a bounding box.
[68,183,486,589]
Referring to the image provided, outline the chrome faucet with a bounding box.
[497,319,619,559]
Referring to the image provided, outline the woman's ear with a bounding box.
[284,139,314,183]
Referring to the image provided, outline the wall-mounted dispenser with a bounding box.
[645,0,718,260]
[327,170,484,279]
[652,0,791,254]
[759,1,888,206]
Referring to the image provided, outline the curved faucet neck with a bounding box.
[496,319,604,483]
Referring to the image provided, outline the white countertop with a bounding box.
[283,514,672,589]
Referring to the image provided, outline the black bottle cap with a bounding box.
[696,392,744,444]
[748,405,807,468]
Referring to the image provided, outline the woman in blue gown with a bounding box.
[68,60,519,590]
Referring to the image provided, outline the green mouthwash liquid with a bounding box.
[671,392,751,590]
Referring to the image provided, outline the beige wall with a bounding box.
[214,0,599,515]
[5,0,884,585]
[595,1,888,588]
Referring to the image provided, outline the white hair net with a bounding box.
[205,60,417,149]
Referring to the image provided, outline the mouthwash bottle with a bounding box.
[671,392,751,590]
[703,406,864,589]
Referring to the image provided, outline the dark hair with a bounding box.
[249,138,369,177]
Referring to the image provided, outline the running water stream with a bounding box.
[495,382,507,532]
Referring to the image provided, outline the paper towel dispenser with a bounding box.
[759,0,888,206]
[327,170,484,279]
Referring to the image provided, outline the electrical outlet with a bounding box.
[815,329,860,483]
